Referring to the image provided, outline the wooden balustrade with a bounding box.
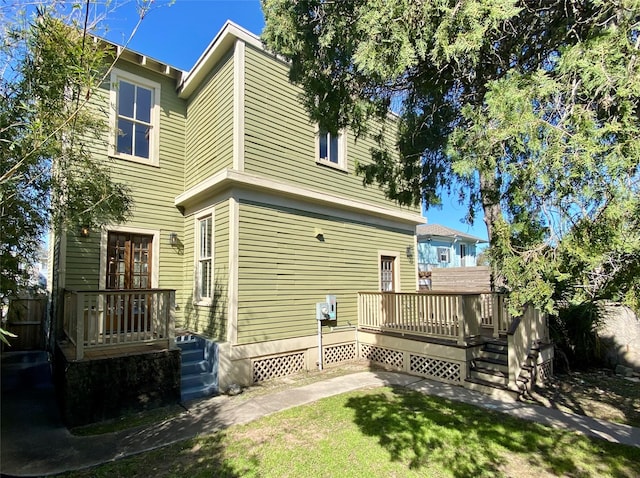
[63,289,175,360]
[357,291,510,345]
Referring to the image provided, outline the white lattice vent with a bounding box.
[410,355,461,383]
[324,343,356,365]
[537,360,553,383]
[360,344,403,369]
[253,352,305,383]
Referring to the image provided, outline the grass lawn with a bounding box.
[60,386,640,478]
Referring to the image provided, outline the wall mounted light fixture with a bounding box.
[169,232,178,246]
[80,226,90,238]
[406,246,414,258]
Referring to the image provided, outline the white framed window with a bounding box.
[437,247,450,263]
[196,215,213,302]
[110,69,160,165]
[316,129,346,170]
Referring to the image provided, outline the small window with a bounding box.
[317,129,346,169]
[110,70,160,165]
[437,247,450,263]
[197,216,213,301]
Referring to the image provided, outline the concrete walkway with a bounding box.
[2,351,639,477]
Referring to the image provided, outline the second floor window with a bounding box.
[111,70,160,165]
[317,129,346,169]
[117,80,152,158]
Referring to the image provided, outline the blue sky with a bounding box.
[103,0,488,241]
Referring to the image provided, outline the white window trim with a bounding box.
[437,247,450,263]
[99,226,160,290]
[315,127,347,171]
[194,207,215,305]
[109,68,161,166]
[378,250,401,292]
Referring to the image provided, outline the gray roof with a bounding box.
[416,224,488,243]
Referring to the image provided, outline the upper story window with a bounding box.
[316,129,346,170]
[110,69,160,166]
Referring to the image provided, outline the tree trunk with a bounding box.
[479,170,502,245]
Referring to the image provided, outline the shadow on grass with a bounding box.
[59,432,252,478]
[344,386,640,477]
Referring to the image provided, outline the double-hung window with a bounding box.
[317,129,346,169]
[110,70,160,165]
[437,247,450,263]
[197,216,213,301]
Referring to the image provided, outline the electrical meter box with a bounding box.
[316,302,329,321]
[325,295,337,320]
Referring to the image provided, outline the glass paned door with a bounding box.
[381,256,395,292]
[106,232,153,332]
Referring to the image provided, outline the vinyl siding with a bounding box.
[180,200,229,341]
[243,45,418,213]
[64,59,187,323]
[236,200,415,345]
[184,52,234,189]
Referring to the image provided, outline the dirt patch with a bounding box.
[527,369,640,427]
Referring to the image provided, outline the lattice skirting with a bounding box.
[410,354,461,383]
[324,343,356,365]
[360,344,404,369]
[537,359,553,383]
[253,352,305,383]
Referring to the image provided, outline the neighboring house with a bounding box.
[416,224,487,271]
[49,21,423,421]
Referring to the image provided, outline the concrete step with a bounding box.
[464,377,519,402]
[176,339,201,352]
[181,383,218,403]
[182,359,210,375]
[180,348,204,364]
[181,371,217,390]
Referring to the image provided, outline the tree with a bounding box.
[0,2,149,343]
[262,0,640,313]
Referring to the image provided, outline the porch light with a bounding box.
[80,226,90,238]
[406,246,414,258]
[169,232,178,246]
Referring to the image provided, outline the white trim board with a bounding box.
[175,169,424,226]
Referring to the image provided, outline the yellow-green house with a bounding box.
[50,21,424,401]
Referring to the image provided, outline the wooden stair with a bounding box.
[466,338,544,401]
[466,339,520,401]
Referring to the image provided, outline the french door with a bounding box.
[105,232,153,332]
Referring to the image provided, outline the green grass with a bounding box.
[60,387,640,478]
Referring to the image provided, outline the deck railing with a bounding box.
[63,289,176,360]
[357,291,510,345]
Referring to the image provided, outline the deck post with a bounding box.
[75,292,84,360]
[456,295,465,345]
[492,294,500,338]
[168,290,176,348]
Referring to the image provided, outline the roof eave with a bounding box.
[177,21,263,99]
